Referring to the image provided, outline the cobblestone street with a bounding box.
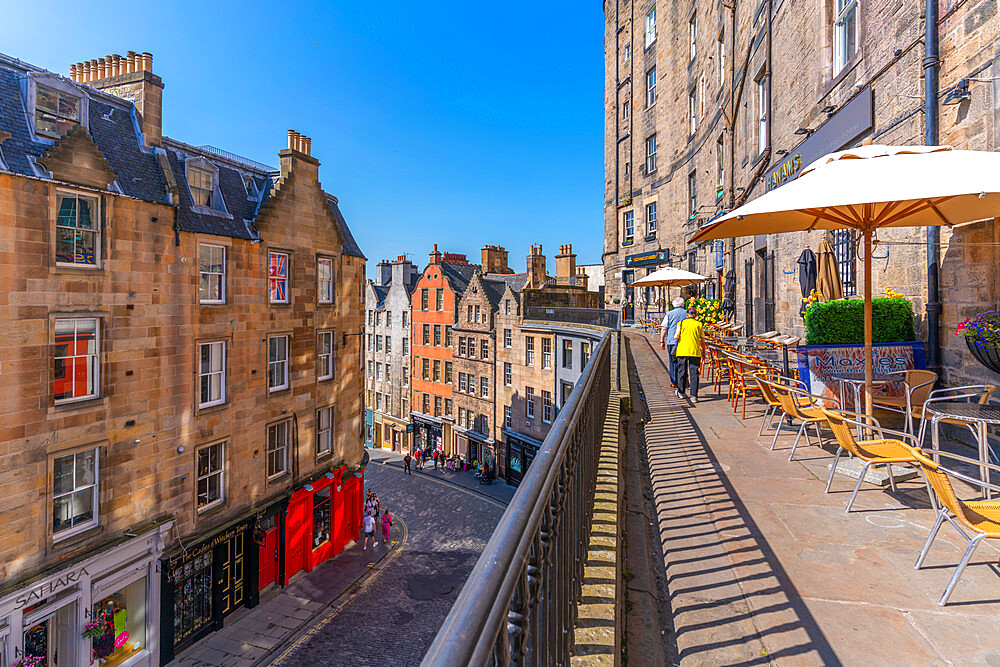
[267,455,508,666]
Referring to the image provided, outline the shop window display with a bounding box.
[312,487,332,549]
[21,600,76,667]
[90,577,145,667]
[172,553,213,646]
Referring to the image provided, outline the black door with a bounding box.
[743,258,754,335]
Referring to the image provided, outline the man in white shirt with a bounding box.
[659,297,688,387]
[363,511,378,550]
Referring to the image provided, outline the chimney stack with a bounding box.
[70,50,163,147]
[481,244,512,274]
[279,129,319,180]
[555,243,576,280]
[429,244,442,265]
[526,244,547,289]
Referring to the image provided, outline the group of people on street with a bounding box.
[362,490,393,550]
[402,446,455,474]
[659,297,705,403]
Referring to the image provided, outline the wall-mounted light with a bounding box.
[943,79,971,105]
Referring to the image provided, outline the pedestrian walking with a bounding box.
[659,297,687,388]
[432,449,439,470]
[381,509,393,542]
[414,448,422,471]
[362,511,377,550]
[674,307,705,403]
[403,452,412,474]
[373,492,381,517]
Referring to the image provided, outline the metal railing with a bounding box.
[523,306,620,330]
[422,330,615,666]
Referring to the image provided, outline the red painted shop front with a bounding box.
[283,468,365,584]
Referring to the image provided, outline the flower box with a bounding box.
[796,341,927,408]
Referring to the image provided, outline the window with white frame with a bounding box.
[467,305,474,322]
[268,335,289,391]
[386,336,392,354]
[199,244,225,303]
[188,165,215,207]
[403,311,408,327]
[402,337,409,354]
[446,326,453,346]
[53,318,99,403]
[688,171,698,220]
[504,405,512,428]
[436,289,444,311]
[646,202,657,235]
[368,360,374,378]
[198,341,226,408]
[269,251,289,303]
[459,337,467,356]
[542,390,553,423]
[504,362,512,386]
[526,387,536,419]
[481,376,489,398]
[688,89,697,135]
[542,338,552,369]
[718,29,726,88]
[459,372,467,393]
[318,331,334,380]
[196,442,224,511]
[318,257,334,304]
[834,0,858,75]
[504,328,512,347]
[623,43,631,64]
[55,192,100,266]
[376,362,383,381]
[445,361,452,384]
[317,407,333,456]
[386,311,392,326]
[376,335,383,352]
[624,211,634,242]
[375,392,383,411]
[717,135,725,193]
[644,6,657,46]
[582,341,592,366]
[689,14,697,60]
[403,365,409,386]
[52,448,98,538]
[387,364,393,383]
[646,68,657,107]
[526,336,535,366]
[563,339,573,369]
[505,299,511,315]
[266,420,289,478]
[756,71,768,154]
[481,339,489,360]
[646,134,657,172]
[35,83,81,137]
[622,100,630,121]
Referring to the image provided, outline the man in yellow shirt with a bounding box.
[674,307,705,403]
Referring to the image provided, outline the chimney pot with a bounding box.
[303,137,311,155]
[69,64,77,81]
[96,57,106,79]
[104,55,113,78]
[90,59,99,80]
[287,130,295,150]
[126,51,136,73]
[141,52,152,72]
[130,52,140,73]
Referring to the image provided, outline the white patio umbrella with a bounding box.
[632,266,709,288]
[689,144,1000,414]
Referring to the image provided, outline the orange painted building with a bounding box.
[410,245,478,455]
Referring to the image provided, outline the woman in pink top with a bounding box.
[381,509,393,542]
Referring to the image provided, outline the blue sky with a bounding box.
[1,1,606,276]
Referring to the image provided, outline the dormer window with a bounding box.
[189,166,214,207]
[35,84,81,138]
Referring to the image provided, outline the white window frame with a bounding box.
[196,442,225,512]
[53,317,100,404]
[718,29,726,88]
[318,331,334,381]
[646,134,657,172]
[266,420,289,479]
[542,338,552,369]
[269,251,290,304]
[689,89,697,135]
[623,43,632,63]
[198,341,226,408]
[645,6,657,46]
[504,362,512,386]
[504,405,512,428]
[756,70,768,154]
[317,407,333,457]
[834,0,859,75]
[526,336,535,366]
[542,390,553,424]
[481,376,489,398]
[55,191,101,268]
[646,202,657,235]
[646,68,657,107]
[318,257,334,304]
[563,339,574,369]
[689,14,697,61]
[268,335,290,392]
[624,211,634,241]
[526,387,536,420]
[504,329,512,348]
[622,100,630,121]
[199,243,226,304]
[52,448,99,540]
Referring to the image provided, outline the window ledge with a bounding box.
[822,50,864,99]
[200,300,227,307]
[196,501,226,518]
[318,375,335,383]
[49,396,107,416]
[52,521,102,547]
[644,234,657,242]
[266,472,290,485]
[54,263,103,274]
[196,402,229,417]
[268,386,292,397]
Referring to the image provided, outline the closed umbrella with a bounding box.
[797,247,817,316]
[689,144,1000,414]
[815,238,844,301]
[720,269,737,315]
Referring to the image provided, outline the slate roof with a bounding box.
[485,272,528,293]
[481,278,509,308]
[372,284,389,307]
[440,262,480,294]
[0,52,365,259]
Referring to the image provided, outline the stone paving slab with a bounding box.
[627,331,1000,666]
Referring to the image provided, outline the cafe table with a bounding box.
[924,401,1000,499]
[832,374,898,437]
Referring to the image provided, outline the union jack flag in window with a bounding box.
[269,251,288,303]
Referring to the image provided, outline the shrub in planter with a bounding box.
[684,297,723,325]
[804,298,915,345]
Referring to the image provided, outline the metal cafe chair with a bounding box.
[820,408,924,513]
[911,447,1000,606]
[758,377,838,459]
[869,369,938,435]
[753,372,810,438]
[915,384,999,447]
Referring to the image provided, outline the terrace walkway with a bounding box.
[625,330,1000,665]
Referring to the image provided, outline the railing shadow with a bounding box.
[631,333,839,665]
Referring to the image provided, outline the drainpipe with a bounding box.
[924,0,941,371]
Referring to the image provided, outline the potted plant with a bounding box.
[957,310,1000,374]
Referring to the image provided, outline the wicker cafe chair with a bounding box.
[915,384,999,447]
[771,383,840,461]
[820,408,922,513]
[705,343,732,393]
[870,369,939,435]
[727,354,767,419]
[753,373,809,438]
[911,448,1000,606]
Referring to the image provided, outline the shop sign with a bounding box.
[9,566,89,610]
[764,86,873,192]
[625,249,668,268]
[167,520,250,571]
[797,341,926,406]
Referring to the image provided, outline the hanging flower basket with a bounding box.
[957,311,1000,374]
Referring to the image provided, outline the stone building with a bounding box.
[603,0,1000,386]
[364,256,419,452]
[0,51,365,666]
[409,246,477,455]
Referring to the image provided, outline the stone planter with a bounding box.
[965,336,1000,374]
